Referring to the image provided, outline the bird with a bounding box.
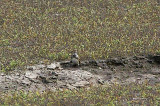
[70,49,80,67]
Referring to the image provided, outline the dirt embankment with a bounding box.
[0,55,160,92]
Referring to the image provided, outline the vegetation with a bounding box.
[0,83,160,106]
[0,0,159,105]
[0,0,159,71]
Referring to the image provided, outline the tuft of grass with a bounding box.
[0,0,159,71]
[0,83,159,105]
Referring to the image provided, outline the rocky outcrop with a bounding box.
[0,55,160,92]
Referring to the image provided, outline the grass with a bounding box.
[0,0,159,105]
[0,83,160,106]
[0,0,159,71]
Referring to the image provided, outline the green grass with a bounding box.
[0,0,159,71]
[0,83,160,106]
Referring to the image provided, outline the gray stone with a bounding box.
[106,58,124,66]
[35,64,46,69]
[125,77,137,83]
[1,73,5,76]
[69,70,93,80]
[58,74,68,80]
[151,71,160,75]
[98,78,105,85]
[97,62,108,69]
[21,79,31,86]
[110,77,120,84]
[16,73,20,76]
[150,68,160,75]
[66,84,76,90]
[57,81,66,88]
[46,76,57,83]
[149,78,160,85]
[142,74,156,79]
[27,66,36,71]
[25,71,38,79]
[27,64,46,70]
[46,85,56,91]
[72,81,90,88]
[47,63,59,70]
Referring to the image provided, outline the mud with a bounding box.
[0,55,160,93]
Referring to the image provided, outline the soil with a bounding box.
[0,55,160,93]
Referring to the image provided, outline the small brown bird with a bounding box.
[70,50,80,67]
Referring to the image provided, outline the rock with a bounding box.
[72,81,90,88]
[106,58,124,66]
[97,62,108,69]
[1,73,5,76]
[21,79,31,86]
[98,78,105,85]
[133,56,146,60]
[50,71,58,76]
[67,77,81,84]
[57,70,93,85]
[75,70,93,80]
[132,61,143,68]
[16,73,20,76]
[80,61,90,66]
[46,85,56,91]
[57,81,66,88]
[26,64,45,70]
[58,73,68,80]
[46,76,57,83]
[0,55,160,92]
[133,70,139,72]
[34,69,41,74]
[110,77,120,84]
[96,69,113,75]
[34,84,47,92]
[37,75,48,83]
[149,78,160,85]
[35,64,46,69]
[89,78,98,86]
[102,75,112,81]
[25,71,38,79]
[147,59,153,64]
[125,77,136,83]
[66,84,76,90]
[151,71,160,75]
[150,68,160,75]
[47,63,60,70]
[38,72,57,83]
[142,74,156,79]
[2,85,9,90]
[137,78,141,80]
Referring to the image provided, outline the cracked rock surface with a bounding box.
[0,55,160,92]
